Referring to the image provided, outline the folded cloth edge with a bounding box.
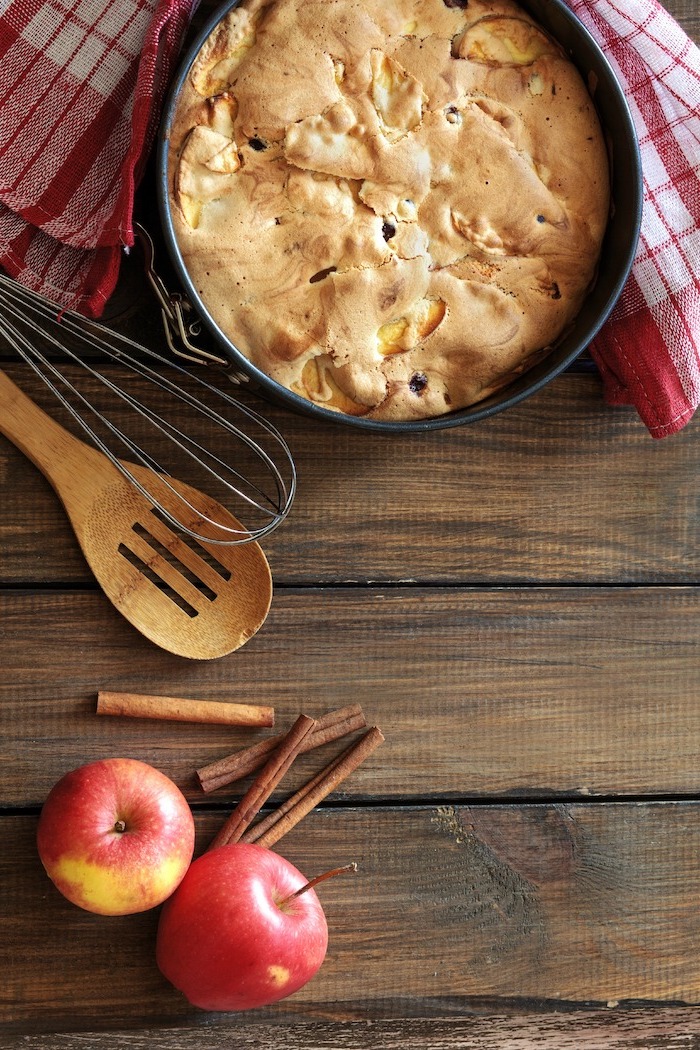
[0,0,197,314]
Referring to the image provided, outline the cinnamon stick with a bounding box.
[240,748,347,845]
[208,714,316,851]
[241,727,385,849]
[196,704,366,792]
[97,691,274,728]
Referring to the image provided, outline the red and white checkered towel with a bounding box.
[0,0,698,436]
[565,0,700,437]
[0,0,195,316]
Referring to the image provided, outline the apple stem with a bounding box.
[113,819,127,833]
[279,862,358,907]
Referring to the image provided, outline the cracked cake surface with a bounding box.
[167,0,610,421]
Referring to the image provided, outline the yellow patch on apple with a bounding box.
[267,964,291,988]
[54,854,185,916]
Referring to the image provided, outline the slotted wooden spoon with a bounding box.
[0,369,273,660]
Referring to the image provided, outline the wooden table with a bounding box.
[3,3,700,1045]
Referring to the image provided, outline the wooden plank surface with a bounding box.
[6,1011,700,1050]
[1,362,699,586]
[2,585,700,805]
[4,804,700,1033]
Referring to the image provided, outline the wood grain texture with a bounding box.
[4,804,700,1032]
[1,363,699,587]
[1,586,699,805]
[4,1012,700,1050]
[670,0,700,37]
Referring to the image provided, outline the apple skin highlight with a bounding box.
[156,842,329,1011]
[37,758,195,916]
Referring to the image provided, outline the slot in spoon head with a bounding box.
[78,462,273,660]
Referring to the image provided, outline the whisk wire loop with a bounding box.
[0,274,296,545]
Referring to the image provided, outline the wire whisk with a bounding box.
[0,273,296,546]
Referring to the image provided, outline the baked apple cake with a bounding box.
[168,0,610,421]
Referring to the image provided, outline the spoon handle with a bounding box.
[0,368,102,499]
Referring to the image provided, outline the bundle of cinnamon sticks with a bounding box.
[97,692,383,851]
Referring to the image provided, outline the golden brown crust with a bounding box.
[168,0,610,421]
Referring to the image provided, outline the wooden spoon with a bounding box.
[0,369,273,660]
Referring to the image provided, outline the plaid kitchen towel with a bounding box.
[0,0,195,316]
[563,0,700,437]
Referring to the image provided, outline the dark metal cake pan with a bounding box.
[157,0,643,433]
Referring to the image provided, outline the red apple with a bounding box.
[37,757,195,916]
[156,842,332,1011]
